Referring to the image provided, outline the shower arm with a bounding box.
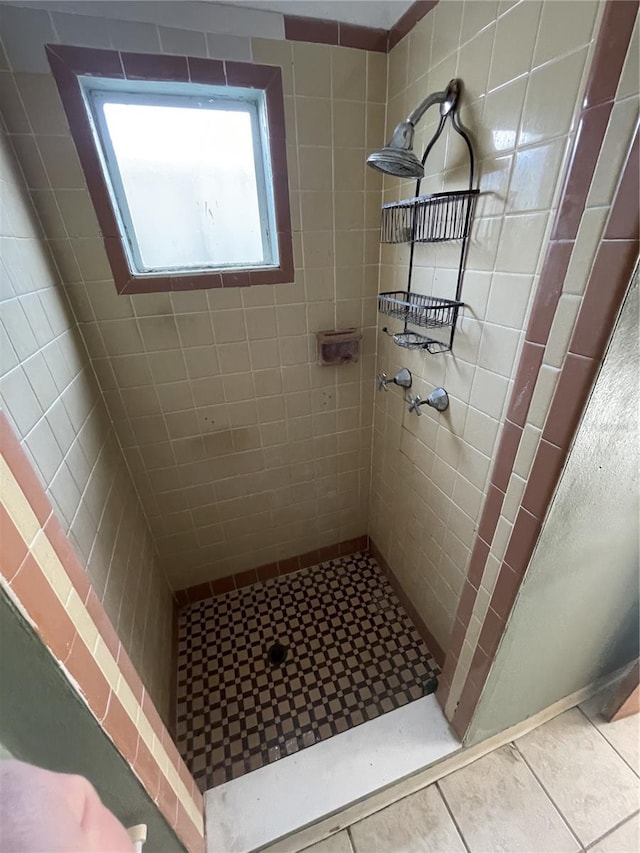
[407,80,474,189]
[405,88,450,127]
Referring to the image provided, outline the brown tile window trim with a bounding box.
[283,1,438,53]
[0,411,204,852]
[438,1,638,728]
[45,45,293,295]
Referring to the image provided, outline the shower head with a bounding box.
[366,120,424,179]
[366,81,462,179]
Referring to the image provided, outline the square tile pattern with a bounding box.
[176,552,440,790]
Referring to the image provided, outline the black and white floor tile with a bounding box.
[175,552,440,791]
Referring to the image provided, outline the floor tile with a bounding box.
[516,708,639,846]
[301,832,353,853]
[205,696,459,853]
[439,744,579,852]
[590,813,640,852]
[350,784,466,853]
[177,552,440,790]
[580,692,640,775]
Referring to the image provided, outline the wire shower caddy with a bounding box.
[377,80,479,354]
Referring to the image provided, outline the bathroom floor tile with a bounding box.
[590,814,640,853]
[515,707,640,846]
[175,552,439,791]
[350,783,466,853]
[438,744,580,852]
[300,831,353,853]
[579,691,640,775]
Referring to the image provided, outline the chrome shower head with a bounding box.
[366,82,462,179]
[366,119,424,179]
[366,145,424,178]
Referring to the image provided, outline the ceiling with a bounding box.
[1,0,415,33]
[225,1,415,30]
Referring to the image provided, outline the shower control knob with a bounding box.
[427,387,449,412]
[407,388,449,415]
[393,368,412,389]
[407,394,424,415]
[377,368,413,392]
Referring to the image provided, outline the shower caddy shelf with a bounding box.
[376,79,479,354]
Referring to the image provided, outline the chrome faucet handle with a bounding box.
[407,387,449,415]
[378,368,412,392]
[427,387,449,411]
[407,394,424,415]
[393,368,412,389]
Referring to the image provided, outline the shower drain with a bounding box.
[267,642,288,666]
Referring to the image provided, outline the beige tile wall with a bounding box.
[369,0,603,650]
[0,5,386,590]
[444,8,640,717]
[0,124,174,719]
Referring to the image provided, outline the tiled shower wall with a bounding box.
[0,126,174,718]
[444,3,639,725]
[0,3,385,590]
[369,0,604,649]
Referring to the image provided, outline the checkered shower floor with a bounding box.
[175,552,440,791]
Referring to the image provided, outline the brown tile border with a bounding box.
[175,534,369,607]
[85,586,120,660]
[44,514,91,603]
[525,246,574,346]
[0,413,52,526]
[66,634,112,721]
[340,22,388,53]
[467,538,490,589]
[0,412,204,851]
[116,642,145,706]
[477,483,504,545]
[388,1,439,50]
[568,237,639,359]
[438,1,639,735]
[541,353,599,449]
[521,439,566,520]
[46,45,293,296]
[11,553,77,663]
[502,508,542,579]
[283,1,438,53]
[369,536,445,667]
[551,104,613,241]
[506,343,545,426]
[582,0,640,109]
[284,15,339,46]
[491,420,523,493]
[605,132,639,240]
[0,504,29,583]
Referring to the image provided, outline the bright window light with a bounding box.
[82,81,279,275]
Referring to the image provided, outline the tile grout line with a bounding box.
[511,739,587,851]
[584,809,640,850]
[576,703,640,780]
[434,779,472,853]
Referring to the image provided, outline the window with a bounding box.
[46,46,293,293]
